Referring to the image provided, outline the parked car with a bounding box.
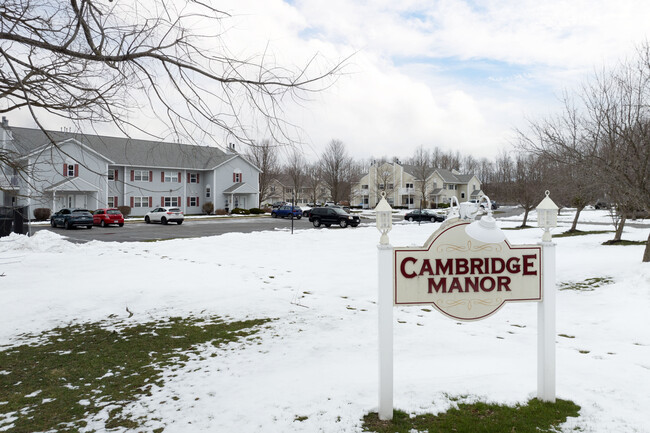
[404,209,445,223]
[144,207,184,225]
[93,208,125,227]
[50,208,94,229]
[301,205,312,217]
[271,205,302,219]
[309,207,360,228]
[594,200,611,210]
[271,201,287,209]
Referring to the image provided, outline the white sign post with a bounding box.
[376,192,558,418]
[536,191,559,402]
[375,194,394,420]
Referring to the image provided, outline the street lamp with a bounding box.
[536,190,558,242]
[375,192,393,245]
[464,195,505,244]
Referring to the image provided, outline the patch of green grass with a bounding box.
[0,315,270,432]
[294,415,309,422]
[554,230,611,238]
[602,239,646,246]
[502,225,534,230]
[558,334,575,339]
[362,398,580,433]
[559,277,613,291]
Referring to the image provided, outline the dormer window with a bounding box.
[63,163,78,177]
[233,169,242,183]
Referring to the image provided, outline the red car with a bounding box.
[93,208,125,227]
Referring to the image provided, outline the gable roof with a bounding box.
[401,164,436,180]
[6,126,233,170]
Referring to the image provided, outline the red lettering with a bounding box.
[523,254,538,276]
[465,277,480,292]
[470,258,484,274]
[506,257,521,274]
[419,259,433,276]
[455,258,469,275]
[428,278,446,293]
[481,277,495,292]
[448,277,463,292]
[400,257,417,278]
[497,276,511,291]
[491,258,505,273]
[435,259,452,275]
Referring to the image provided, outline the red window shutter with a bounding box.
[187,197,190,206]
[177,196,181,206]
[74,164,79,177]
[131,170,135,181]
[161,196,165,206]
[240,173,243,182]
[161,171,165,183]
[148,197,152,207]
[177,172,181,182]
[149,170,153,182]
[187,173,190,183]
[233,173,236,182]
[130,196,134,208]
[63,164,68,177]
[115,170,118,181]
[114,196,118,207]
[197,197,200,207]
[197,173,200,183]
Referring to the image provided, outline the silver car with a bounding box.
[144,206,184,225]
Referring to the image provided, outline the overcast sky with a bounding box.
[9,0,650,163]
[216,0,650,161]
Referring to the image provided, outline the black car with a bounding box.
[308,207,360,228]
[404,209,445,223]
[50,208,94,229]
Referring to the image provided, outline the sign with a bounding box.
[394,219,542,321]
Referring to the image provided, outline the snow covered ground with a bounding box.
[1,209,649,432]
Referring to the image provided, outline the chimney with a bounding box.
[1,116,7,128]
[228,142,237,153]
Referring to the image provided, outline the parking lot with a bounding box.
[30,215,343,243]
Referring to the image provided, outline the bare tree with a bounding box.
[321,139,352,204]
[407,145,432,208]
[373,160,394,203]
[304,162,322,205]
[284,149,305,203]
[0,0,345,176]
[244,139,279,207]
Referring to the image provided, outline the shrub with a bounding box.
[437,203,450,209]
[118,206,132,217]
[214,208,228,216]
[202,201,214,215]
[231,207,250,215]
[33,208,51,221]
[249,207,264,215]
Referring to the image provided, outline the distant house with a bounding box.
[353,161,482,209]
[0,119,261,217]
[265,175,330,206]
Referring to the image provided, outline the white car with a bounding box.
[144,206,184,225]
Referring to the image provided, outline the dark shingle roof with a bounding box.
[7,126,233,170]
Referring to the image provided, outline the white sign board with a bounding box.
[393,219,543,321]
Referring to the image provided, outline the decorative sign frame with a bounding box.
[393,219,543,321]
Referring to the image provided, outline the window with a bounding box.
[461,192,465,199]
[189,196,199,207]
[108,196,115,207]
[388,183,394,190]
[270,186,276,193]
[206,186,211,198]
[63,163,78,177]
[164,196,180,207]
[108,169,115,181]
[133,196,149,208]
[379,184,385,190]
[164,172,179,183]
[188,173,199,183]
[362,184,369,190]
[134,170,149,182]
[286,188,293,193]
[405,183,413,189]
[234,172,242,183]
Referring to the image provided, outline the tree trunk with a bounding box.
[521,208,529,228]
[570,206,584,232]
[644,230,650,263]
[613,216,626,242]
